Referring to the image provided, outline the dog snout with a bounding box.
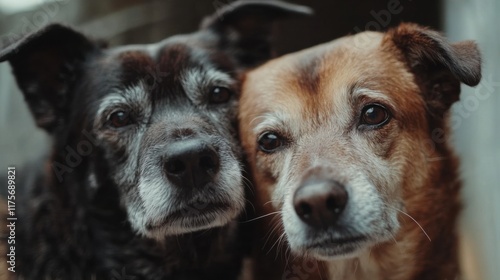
[293,179,348,228]
[164,139,220,189]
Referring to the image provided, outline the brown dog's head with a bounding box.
[239,23,481,260]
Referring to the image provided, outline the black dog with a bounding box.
[0,1,311,279]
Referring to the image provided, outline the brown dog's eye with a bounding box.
[360,104,390,127]
[258,132,284,153]
[109,111,132,128]
[209,87,232,104]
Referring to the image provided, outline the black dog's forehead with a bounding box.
[104,36,237,93]
[77,34,242,123]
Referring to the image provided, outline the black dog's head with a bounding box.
[0,1,312,239]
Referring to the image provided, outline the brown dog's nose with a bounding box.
[293,180,348,228]
[164,139,220,189]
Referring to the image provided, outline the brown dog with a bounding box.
[239,23,481,280]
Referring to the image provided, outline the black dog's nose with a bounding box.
[164,139,220,189]
[293,179,348,228]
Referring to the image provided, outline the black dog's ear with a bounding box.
[202,0,313,67]
[386,23,482,112]
[0,23,100,133]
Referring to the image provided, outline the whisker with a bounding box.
[239,211,281,223]
[277,232,290,260]
[353,258,359,275]
[262,217,283,249]
[386,205,432,242]
[240,174,255,195]
[243,198,256,213]
[389,233,402,253]
[291,251,300,263]
[284,246,291,271]
[268,231,286,258]
[263,200,281,207]
[275,234,285,260]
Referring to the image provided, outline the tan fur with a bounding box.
[239,24,480,280]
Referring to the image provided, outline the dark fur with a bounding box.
[0,1,312,279]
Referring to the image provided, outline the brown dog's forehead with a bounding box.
[242,31,424,128]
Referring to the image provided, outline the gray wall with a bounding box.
[444,1,500,279]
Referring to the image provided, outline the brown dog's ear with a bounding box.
[202,0,313,67]
[386,23,482,112]
[0,23,100,133]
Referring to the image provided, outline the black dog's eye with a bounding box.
[258,132,284,153]
[209,87,232,104]
[360,104,390,127]
[109,111,132,128]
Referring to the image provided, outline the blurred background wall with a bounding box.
[0,0,497,279]
[443,1,500,279]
